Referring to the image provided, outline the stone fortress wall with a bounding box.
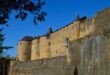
[17,41,32,61]
[9,7,110,75]
[17,16,94,61]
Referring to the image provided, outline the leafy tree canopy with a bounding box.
[0,0,46,24]
[0,0,46,56]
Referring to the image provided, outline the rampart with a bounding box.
[17,17,94,61]
[9,7,110,75]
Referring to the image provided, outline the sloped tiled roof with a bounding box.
[21,36,33,41]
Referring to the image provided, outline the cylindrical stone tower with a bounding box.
[17,36,33,61]
[31,37,40,60]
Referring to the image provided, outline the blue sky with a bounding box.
[3,0,110,57]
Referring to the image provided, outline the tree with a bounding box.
[0,0,46,56]
[0,28,13,57]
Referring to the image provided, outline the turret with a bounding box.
[39,27,52,59]
[39,36,51,59]
[17,36,33,61]
[47,26,53,34]
[31,37,40,60]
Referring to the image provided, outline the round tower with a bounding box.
[17,36,33,61]
[31,37,40,60]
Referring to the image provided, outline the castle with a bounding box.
[17,16,93,62]
[9,7,110,75]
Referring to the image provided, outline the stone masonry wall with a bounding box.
[67,35,110,75]
[15,6,110,75]
[31,39,40,60]
[11,34,110,75]
[17,41,31,61]
[30,18,94,60]
[50,18,94,58]
[9,56,69,75]
[32,7,110,61]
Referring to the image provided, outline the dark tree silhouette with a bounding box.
[0,0,46,24]
[0,28,13,56]
[0,0,46,56]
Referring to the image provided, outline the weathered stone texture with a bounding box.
[17,41,31,61]
[9,56,68,75]
[94,7,110,35]
[17,17,94,61]
[13,7,110,75]
[11,34,110,75]
[31,39,40,60]
[69,35,110,75]
[39,36,50,59]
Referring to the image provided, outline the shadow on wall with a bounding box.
[74,66,78,75]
